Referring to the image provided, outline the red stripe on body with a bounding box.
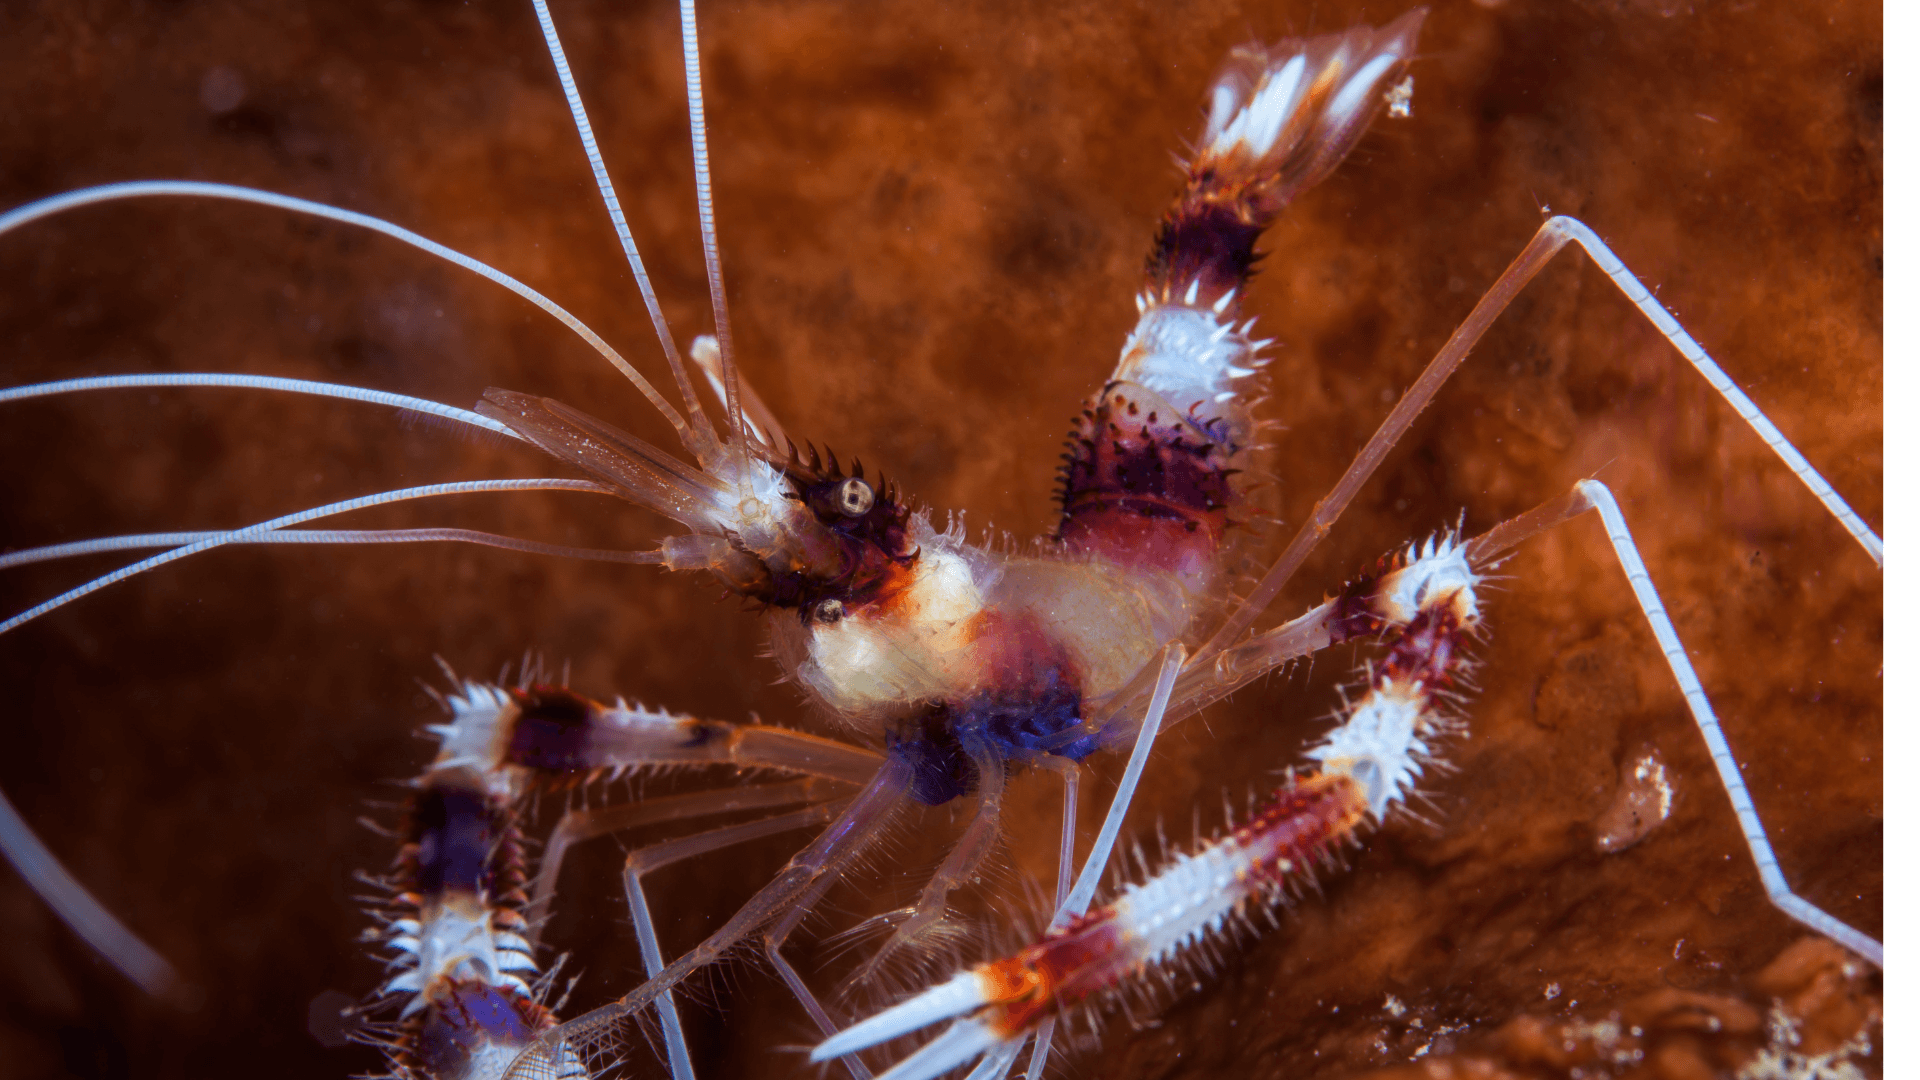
[1056,386,1235,585]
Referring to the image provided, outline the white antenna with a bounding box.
[0,181,692,443]
[528,0,719,453]
[677,0,745,449]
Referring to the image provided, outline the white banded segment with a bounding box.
[1376,534,1480,625]
[379,889,542,1017]
[1311,534,1482,819]
[423,682,524,794]
[364,683,578,1080]
[1106,832,1270,971]
[1113,297,1271,418]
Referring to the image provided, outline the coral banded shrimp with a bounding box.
[0,2,1878,1078]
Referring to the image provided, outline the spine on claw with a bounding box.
[814,529,1480,1079]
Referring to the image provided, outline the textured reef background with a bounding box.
[0,1,1879,1077]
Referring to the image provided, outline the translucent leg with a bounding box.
[1020,763,1078,1080]
[1022,1024,1054,1080]
[1195,215,1882,668]
[751,853,880,1080]
[508,754,915,1079]
[543,701,885,785]
[852,736,1009,983]
[964,1037,1028,1080]
[1061,643,1185,920]
[762,941,874,1080]
[621,801,853,1080]
[527,777,849,942]
[1457,482,1881,964]
[1570,480,1882,966]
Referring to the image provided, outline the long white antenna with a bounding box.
[0,182,692,442]
[0,478,611,637]
[0,530,663,571]
[0,787,178,998]
[677,0,745,448]
[0,373,517,438]
[528,0,719,454]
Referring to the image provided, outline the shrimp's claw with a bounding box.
[1151,9,1425,307]
[812,971,991,1064]
[1193,8,1426,204]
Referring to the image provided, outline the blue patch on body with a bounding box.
[889,675,1098,806]
[413,787,495,898]
[416,980,536,1077]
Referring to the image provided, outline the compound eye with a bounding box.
[832,477,875,517]
[813,598,845,624]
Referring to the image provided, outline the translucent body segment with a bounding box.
[1071,530,1455,753]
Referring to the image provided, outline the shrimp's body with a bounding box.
[0,3,1878,1078]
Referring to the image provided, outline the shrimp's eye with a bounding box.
[832,478,875,517]
[814,598,845,623]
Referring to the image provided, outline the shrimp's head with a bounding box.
[476,387,918,618]
[706,443,920,621]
